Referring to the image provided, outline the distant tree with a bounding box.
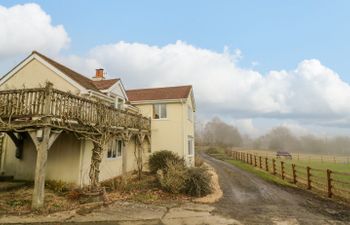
[202,117,242,147]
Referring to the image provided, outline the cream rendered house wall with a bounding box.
[136,103,184,158]
[2,133,81,183]
[183,94,195,166]
[0,59,79,93]
[134,96,195,166]
[80,138,149,186]
[0,58,83,183]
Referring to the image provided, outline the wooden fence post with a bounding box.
[292,164,297,184]
[272,159,276,175]
[254,155,257,167]
[327,169,332,198]
[281,161,285,180]
[265,158,269,171]
[250,154,253,165]
[307,166,311,190]
[259,156,262,169]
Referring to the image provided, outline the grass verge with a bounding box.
[203,147,295,188]
[224,159,295,187]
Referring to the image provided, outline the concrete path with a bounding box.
[0,201,240,225]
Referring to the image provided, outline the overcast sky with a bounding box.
[1,1,350,137]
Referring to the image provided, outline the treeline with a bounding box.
[196,117,350,155]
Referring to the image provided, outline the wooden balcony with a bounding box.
[0,83,151,209]
[0,84,151,133]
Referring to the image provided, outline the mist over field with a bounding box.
[196,117,350,155]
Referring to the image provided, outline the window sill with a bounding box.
[152,118,168,121]
[107,156,122,160]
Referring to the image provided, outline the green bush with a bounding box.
[183,167,212,197]
[157,159,187,194]
[149,150,184,173]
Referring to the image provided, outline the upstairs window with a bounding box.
[107,140,122,159]
[187,105,193,122]
[153,104,167,119]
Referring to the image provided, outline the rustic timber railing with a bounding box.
[0,86,151,131]
[226,150,350,202]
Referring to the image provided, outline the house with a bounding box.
[0,51,195,207]
[126,86,195,166]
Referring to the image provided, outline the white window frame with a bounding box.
[187,136,194,156]
[153,104,167,119]
[107,139,123,159]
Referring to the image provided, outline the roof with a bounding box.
[126,85,192,101]
[33,51,101,91]
[92,79,120,90]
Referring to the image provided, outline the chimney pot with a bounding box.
[95,68,104,79]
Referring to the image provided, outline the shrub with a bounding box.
[183,167,212,197]
[195,154,204,167]
[149,150,184,174]
[157,160,187,194]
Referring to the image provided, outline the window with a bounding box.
[107,140,122,159]
[187,105,193,121]
[153,104,167,119]
[188,136,194,155]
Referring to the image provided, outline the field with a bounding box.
[225,149,350,201]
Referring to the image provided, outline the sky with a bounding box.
[1,1,350,137]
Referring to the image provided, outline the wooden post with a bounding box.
[307,166,311,190]
[281,161,285,180]
[292,164,297,184]
[265,158,268,172]
[250,154,253,165]
[29,128,50,209]
[254,155,257,167]
[259,156,262,169]
[327,169,332,198]
[29,83,58,209]
[272,159,276,175]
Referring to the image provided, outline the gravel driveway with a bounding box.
[202,153,350,225]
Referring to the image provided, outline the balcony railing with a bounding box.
[0,86,151,131]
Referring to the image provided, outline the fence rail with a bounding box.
[238,149,350,164]
[0,86,151,131]
[227,150,350,201]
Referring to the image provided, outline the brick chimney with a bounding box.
[93,68,105,81]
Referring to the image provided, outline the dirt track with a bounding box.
[202,153,350,225]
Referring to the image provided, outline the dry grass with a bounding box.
[0,186,80,215]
